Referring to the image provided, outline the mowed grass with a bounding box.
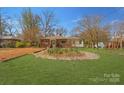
[0,48,124,84]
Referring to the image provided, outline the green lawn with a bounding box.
[0,48,124,85]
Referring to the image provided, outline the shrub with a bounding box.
[16,41,31,48]
[25,42,31,47]
[16,41,24,48]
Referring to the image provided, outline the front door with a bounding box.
[51,40,56,48]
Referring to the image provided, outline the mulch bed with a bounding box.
[0,48,43,62]
[34,50,99,60]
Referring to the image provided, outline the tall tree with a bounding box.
[20,8,41,45]
[6,17,16,36]
[0,8,6,37]
[0,8,8,47]
[40,10,57,37]
[75,15,110,48]
[0,9,16,37]
[99,25,111,45]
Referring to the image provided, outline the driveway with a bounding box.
[0,48,43,62]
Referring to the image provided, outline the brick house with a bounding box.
[0,36,21,48]
[40,36,84,48]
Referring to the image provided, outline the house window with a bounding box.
[61,40,66,43]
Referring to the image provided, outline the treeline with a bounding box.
[73,15,124,48]
[0,8,67,47]
[73,15,111,48]
[0,8,124,48]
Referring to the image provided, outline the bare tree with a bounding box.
[0,8,6,37]
[40,10,57,37]
[99,25,111,45]
[75,15,111,48]
[0,8,8,47]
[55,26,67,36]
[20,8,41,45]
[5,17,16,36]
[0,9,16,37]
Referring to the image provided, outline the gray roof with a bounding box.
[41,36,81,40]
[0,36,21,40]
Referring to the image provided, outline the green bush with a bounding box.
[16,41,31,48]
[16,41,24,48]
[25,42,31,47]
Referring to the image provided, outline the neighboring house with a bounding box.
[106,35,124,48]
[0,36,21,48]
[40,36,84,48]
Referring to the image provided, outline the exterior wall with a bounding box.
[40,38,84,48]
[40,39,51,48]
[72,40,84,48]
[56,39,72,48]
[0,39,20,48]
[41,39,72,48]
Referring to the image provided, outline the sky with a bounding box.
[2,7,124,34]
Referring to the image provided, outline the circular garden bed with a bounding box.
[34,48,99,60]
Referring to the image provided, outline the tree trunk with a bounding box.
[120,39,123,48]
